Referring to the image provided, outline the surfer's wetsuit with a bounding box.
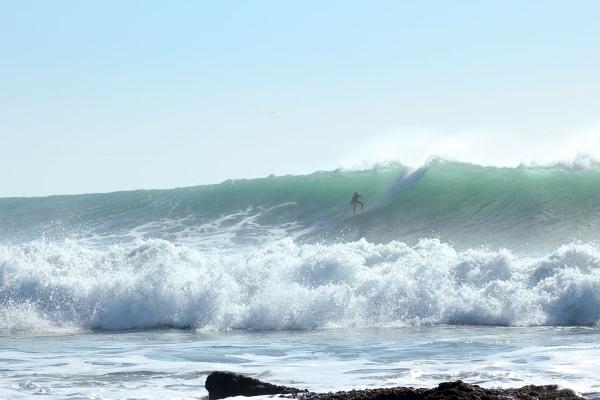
[351,193,364,213]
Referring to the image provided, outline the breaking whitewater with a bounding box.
[2,158,600,333]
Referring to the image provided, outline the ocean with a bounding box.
[2,159,600,399]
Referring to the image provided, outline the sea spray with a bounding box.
[3,238,600,332]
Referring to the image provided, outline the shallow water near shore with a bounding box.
[2,326,600,399]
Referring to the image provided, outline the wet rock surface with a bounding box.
[205,371,581,400]
[205,371,306,399]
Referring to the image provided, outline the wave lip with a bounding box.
[2,238,600,333]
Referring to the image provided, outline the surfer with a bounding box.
[350,192,364,214]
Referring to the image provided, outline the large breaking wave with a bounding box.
[2,159,600,251]
[2,238,600,332]
[3,159,600,333]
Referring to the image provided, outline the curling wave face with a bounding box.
[2,238,600,332]
[2,159,600,251]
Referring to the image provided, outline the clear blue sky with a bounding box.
[2,1,600,197]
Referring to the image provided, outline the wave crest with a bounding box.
[3,160,600,251]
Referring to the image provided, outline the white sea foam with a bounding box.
[2,238,600,332]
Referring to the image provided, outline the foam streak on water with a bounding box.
[1,327,600,399]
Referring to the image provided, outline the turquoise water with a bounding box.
[2,160,600,251]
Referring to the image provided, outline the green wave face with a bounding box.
[2,160,600,252]
[340,161,600,251]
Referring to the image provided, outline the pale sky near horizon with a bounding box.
[2,1,600,197]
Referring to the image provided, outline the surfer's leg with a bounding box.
[359,201,364,210]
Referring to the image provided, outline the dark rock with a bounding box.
[420,380,579,400]
[301,380,580,400]
[205,371,305,399]
[205,372,581,400]
[299,387,423,400]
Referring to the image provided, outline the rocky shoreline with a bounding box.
[205,371,581,400]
